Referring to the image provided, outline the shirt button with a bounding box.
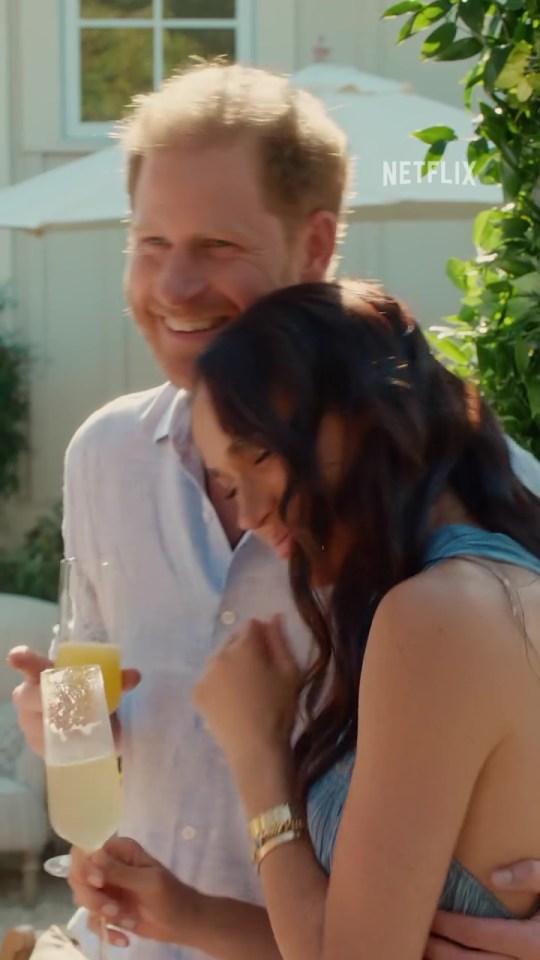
[182,826,196,841]
[220,610,237,626]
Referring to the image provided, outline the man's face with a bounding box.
[126,139,332,388]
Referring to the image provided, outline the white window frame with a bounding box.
[63,0,255,139]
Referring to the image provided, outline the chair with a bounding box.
[0,594,57,904]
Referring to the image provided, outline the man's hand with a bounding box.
[9,645,141,755]
[9,647,53,754]
[425,861,540,959]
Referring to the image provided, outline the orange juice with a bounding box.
[55,642,122,713]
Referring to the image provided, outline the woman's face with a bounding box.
[192,382,348,576]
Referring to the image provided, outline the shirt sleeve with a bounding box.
[506,435,540,496]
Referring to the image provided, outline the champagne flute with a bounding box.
[42,665,122,956]
[50,558,122,714]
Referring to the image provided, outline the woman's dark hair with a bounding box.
[196,280,540,796]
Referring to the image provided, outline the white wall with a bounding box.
[0,0,12,291]
[2,0,484,543]
[12,225,159,507]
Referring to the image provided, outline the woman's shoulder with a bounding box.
[371,556,518,671]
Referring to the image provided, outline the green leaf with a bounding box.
[473,209,504,250]
[411,2,452,32]
[505,296,538,321]
[412,124,458,145]
[513,272,540,296]
[382,0,422,18]
[501,159,523,199]
[458,0,485,34]
[501,217,531,240]
[514,340,531,374]
[421,22,457,58]
[420,139,448,175]
[446,257,473,291]
[484,44,513,90]
[467,137,492,175]
[526,381,540,419]
[436,36,484,60]
[397,12,419,42]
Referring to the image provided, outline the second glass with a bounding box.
[50,558,122,714]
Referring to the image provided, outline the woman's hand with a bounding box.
[69,838,201,947]
[194,615,303,771]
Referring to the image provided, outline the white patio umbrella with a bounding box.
[0,145,128,231]
[291,62,409,96]
[0,62,500,232]
[291,62,501,216]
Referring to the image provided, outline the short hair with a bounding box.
[118,62,350,234]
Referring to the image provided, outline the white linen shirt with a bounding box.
[64,382,540,960]
[64,383,312,960]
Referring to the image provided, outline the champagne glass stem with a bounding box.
[99,916,109,960]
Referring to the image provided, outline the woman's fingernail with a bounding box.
[491,868,513,886]
[102,903,119,918]
[88,871,104,888]
[119,917,136,930]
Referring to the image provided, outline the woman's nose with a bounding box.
[237,489,273,533]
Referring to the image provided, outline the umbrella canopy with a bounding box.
[0,146,128,231]
[291,62,409,96]
[291,64,501,210]
[0,62,500,232]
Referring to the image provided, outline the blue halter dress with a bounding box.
[307,524,540,918]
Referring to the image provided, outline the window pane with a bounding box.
[81,28,153,121]
[164,28,235,73]
[80,0,153,18]
[163,0,235,18]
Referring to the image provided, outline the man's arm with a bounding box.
[426,864,540,959]
[506,436,540,496]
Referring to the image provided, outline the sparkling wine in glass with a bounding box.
[41,665,122,879]
[50,558,122,714]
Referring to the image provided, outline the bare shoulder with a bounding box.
[370,555,520,672]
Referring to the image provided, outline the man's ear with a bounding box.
[299,210,339,282]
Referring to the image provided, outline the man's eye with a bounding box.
[205,239,234,249]
[142,236,168,247]
[224,487,237,501]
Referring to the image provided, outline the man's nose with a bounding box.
[156,251,207,307]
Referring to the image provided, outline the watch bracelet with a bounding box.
[253,828,306,869]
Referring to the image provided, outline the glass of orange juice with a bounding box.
[50,558,122,714]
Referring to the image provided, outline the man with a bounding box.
[9,64,540,960]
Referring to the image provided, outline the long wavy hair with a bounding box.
[196,280,540,796]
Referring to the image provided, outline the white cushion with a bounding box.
[0,594,57,700]
[0,776,49,851]
[0,701,24,778]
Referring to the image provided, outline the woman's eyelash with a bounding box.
[254,450,270,465]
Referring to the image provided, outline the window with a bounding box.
[64,0,254,138]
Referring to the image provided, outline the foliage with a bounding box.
[383,0,540,457]
[0,503,63,602]
[0,286,28,498]
[79,0,236,122]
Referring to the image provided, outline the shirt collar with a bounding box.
[139,383,192,447]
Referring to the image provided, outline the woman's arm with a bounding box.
[319,570,508,960]
[224,573,509,960]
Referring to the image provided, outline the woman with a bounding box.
[74,281,540,960]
